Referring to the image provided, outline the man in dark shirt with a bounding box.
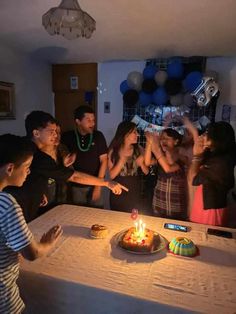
[5,111,127,222]
[61,105,108,207]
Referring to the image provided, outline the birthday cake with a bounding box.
[169,237,197,257]
[90,224,108,238]
[119,227,160,253]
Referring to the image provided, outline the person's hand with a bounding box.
[91,186,101,202]
[145,131,154,145]
[64,153,76,167]
[39,194,48,207]
[193,135,204,156]
[40,225,63,245]
[183,116,198,141]
[152,132,162,151]
[107,181,129,194]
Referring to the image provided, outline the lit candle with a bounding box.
[134,222,138,232]
[142,223,146,234]
[139,219,142,233]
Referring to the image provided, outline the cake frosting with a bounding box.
[169,237,197,257]
[120,227,160,252]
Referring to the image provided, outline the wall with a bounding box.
[97,61,145,145]
[206,57,236,130]
[0,45,53,135]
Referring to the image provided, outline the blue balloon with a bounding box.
[143,65,158,79]
[139,91,152,107]
[120,80,130,94]
[167,59,184,79]
[152,87,168,106]
[184,71,203,92]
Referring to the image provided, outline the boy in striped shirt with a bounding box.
[0,134,62,313]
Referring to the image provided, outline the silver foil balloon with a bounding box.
[191,77,219,107]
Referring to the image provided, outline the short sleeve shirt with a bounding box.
[0,192,33,314]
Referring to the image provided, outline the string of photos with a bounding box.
[120,57,219,135]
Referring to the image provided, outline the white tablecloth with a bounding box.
[19,205,236,314]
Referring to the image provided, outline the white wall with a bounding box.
[206,57,236,130]
[97,61,145,145]
[0,46,53,136]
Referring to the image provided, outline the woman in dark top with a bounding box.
[108,121,148,212]
[188,121,236,226]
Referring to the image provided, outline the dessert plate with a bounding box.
[115,229,168,255]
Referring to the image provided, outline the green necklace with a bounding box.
[74,128,93,152]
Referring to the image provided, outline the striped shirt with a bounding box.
[0,192,33,314]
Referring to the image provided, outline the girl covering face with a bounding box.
[187,121,236,227]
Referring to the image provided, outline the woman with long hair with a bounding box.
[108,121,148,212]
[188,121,236,226]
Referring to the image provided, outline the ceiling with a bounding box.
[1,0,236,64]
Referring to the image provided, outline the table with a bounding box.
[19,205,236,314]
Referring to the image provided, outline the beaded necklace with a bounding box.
[74,128,93,152]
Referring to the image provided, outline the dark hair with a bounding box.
[206,121,236,155]
[0,134,36,168]
[25,111,57,138]
[162,128,183,146]
[109,121,138,163]
[74,105,94,120]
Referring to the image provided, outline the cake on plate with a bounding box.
[90,224,108,238]
[169,237,197,257]
[119,227,160,253]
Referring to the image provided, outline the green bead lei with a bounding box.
[74,128,93,152]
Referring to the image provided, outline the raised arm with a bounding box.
[151,133,180,173]
[136,146,149,175]
[183,116,199,143]
[187,135,204,183]
[108,149,127,180]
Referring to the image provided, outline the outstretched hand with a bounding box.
[64,153,76,167]
[40,225,63,245]
[107,181,129,194]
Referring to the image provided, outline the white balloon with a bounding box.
[127,71,143,91]
[183,92,195,108]
[170,93,184,107]
[154,70,168,86]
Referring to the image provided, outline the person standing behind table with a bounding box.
[187,121,236,226]
[61,105,108,208]
[108,121,149,212]
[144,129,188,220]
[40,122,76,213]
[0,134,62,314]
[5,111,127,222]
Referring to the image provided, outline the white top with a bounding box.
[20,205,236,314]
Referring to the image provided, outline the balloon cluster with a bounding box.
[120,58,219,125]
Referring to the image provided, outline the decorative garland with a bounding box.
[131,114,210,134]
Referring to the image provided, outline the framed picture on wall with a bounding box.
[0,81,15,119]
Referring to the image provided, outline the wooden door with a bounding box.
[52,63,97,132]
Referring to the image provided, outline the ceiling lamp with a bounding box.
[42,0,96,40]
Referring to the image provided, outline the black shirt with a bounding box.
[61,130,107,177]
[5,148,74,222]
[193,152,235,209]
